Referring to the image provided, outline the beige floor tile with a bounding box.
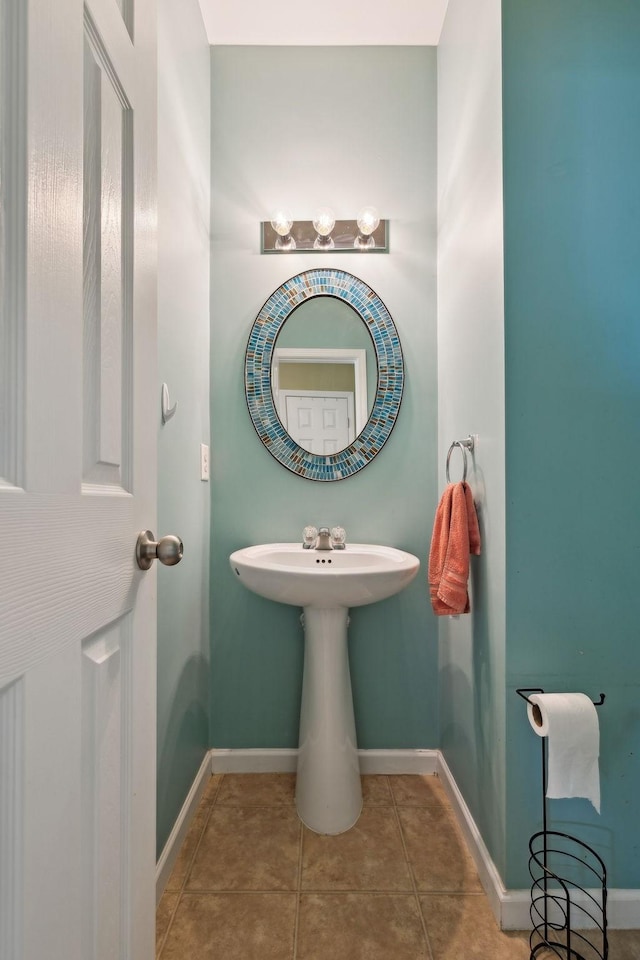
[391,774,448,808]
[187,806,300,891]
[158,775,640,958]
[164,804,211,892]
[297,893,429,960]
[155,891,178,957]
[200,773,224,804]
[362,775,393,805]
[398,807,483,893]
[216,773,296,805]
[527,926,640,960]
[301,806,412,891]
[600,929,640,960]
[421,894,530,960]
[159,893,296,960]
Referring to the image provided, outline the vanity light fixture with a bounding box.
[261,207,389,254]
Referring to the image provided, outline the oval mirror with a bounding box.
[245,268,403,481]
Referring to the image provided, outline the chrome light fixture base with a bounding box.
[261,218,389,253]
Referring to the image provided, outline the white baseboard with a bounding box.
[155,752,212,904]
[160,747,640,929]
[436,752,510,925]
[498,886,640,931]
[606,891,640,929]
[359,748,438,774]
[436,752,640,930]
[210,746,438,776]
[211,748,297,773]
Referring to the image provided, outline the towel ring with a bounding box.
[445,436,475,484]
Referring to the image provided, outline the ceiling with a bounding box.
[197,0,450,46]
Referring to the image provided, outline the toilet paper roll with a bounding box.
[527,692,600,814]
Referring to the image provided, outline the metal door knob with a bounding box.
[136,530,184,570]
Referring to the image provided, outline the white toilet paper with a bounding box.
[527,692,600,813]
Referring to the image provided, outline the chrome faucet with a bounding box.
[302,525,347,550]
[316,527,332,550]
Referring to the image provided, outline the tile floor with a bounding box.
[156,773,640,960]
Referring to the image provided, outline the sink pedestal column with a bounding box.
[296,606,362,834]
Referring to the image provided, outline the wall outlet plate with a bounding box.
[200,443,210,481]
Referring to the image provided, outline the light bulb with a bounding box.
[356,206,380,237]
[269,209,296,251]
[312,207,336,249]
[354,206,380,250]
[270,209,293,236]
[312,207,335,237]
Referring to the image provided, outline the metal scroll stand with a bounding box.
[516,688,608,960]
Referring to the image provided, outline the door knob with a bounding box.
[136,530,184,570]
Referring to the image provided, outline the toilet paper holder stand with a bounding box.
[517,687,605,731]
[516,687,608,960]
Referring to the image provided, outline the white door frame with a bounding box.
[272,346,369,436]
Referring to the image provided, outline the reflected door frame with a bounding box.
[272,347,368,437]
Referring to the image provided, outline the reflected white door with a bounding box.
[0,0,157,958]
[281,390,354,454]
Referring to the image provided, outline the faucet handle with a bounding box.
[302,525,318,549]
[330,526,346,549]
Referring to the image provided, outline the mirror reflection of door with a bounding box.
[282,390,354,454]
[270,296,376,453]
[272,348,367,454]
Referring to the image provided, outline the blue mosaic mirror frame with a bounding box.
[245,268,404,481]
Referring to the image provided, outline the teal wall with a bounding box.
[503,0,640,887]
[210,47,438,750]
[156,0,211,857]
[437,0,507,877]
[158,2,640,893]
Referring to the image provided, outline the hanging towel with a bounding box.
[428,482,481,616]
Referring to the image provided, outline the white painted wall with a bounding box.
[437,0,506,875]
[157,0,211,855]
[198,0,449,45]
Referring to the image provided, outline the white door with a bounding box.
[281,390,354,454]
[0,0,158,958]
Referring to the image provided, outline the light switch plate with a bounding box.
[200,443,210,481]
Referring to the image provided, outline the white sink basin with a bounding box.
[229,542,420,608]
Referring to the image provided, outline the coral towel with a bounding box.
[428,482,481,615]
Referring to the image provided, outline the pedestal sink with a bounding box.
[229,542,420,834]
